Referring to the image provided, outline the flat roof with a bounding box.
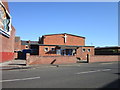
[23,43,94,47]
[21,40,38,45]
[95,46,120,49]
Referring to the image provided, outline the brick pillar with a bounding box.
[26,53,30,65]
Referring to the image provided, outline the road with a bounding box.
[1,62,119,88]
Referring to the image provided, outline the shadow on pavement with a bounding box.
[99,79,119,89]
[8,63,26,66]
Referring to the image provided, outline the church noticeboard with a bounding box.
[0,1,12,37]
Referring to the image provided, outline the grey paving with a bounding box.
[2,62,119,88]
[0,60,27,70]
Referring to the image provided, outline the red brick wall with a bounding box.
[0,26,15,62]
[14,41,21,51]
[27,55,77,65]
[43,34,85,46]
[39,46,60,56]
[21,45,26,50]
[90,55,119,63]
[14,38,21,51]
[21,45,30,50]
[76,47,94,60]
[0,1,15,62]
[39,46,94,60]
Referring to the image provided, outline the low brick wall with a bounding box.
[90,55,119,63]
[27,55,77,65]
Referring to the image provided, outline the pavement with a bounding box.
[0,59,65,70]
[0,60,29,70]
[0,60,119,71]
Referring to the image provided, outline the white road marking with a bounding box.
[101,63,113,65]
[0,76,40,83]
[102,69,111,71]
[76,69,111,75]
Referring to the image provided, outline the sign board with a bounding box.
[0,1,12,37]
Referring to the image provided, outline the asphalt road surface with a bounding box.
[1,62,119,88]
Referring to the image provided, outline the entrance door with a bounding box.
[17,51,26,60]
[66,49,72,56]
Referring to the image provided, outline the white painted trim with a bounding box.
[44,47,49,52]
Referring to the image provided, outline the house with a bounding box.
[14,37,38,59]
[14,37,38,51]
[21,40,38,50]
[0,0,15,62]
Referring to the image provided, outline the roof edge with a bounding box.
[42,33,85,39]
[22,43,94,47]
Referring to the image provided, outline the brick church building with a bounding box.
[0,0,15,62]
[17,33,94,64]
[38,33,94,60]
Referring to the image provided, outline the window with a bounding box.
[44,47,49,52]
[82,48,86,52]
[25,45,29,49]
[56,49,61,55]
[51,48,55,51]
[88,49,91,52]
